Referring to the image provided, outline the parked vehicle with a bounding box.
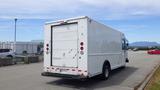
[0,42,42,55]
[0,49,14,58]
[148,50,160,54]
[42,16,129,80]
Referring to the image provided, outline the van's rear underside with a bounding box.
[41,72,88,79]
[41,66,88,79]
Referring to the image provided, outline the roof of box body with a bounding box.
[45,16,124,35]
[45,16,88,25]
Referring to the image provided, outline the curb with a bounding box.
[135,62,160,90]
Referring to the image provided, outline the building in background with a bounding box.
[0,41,43,54]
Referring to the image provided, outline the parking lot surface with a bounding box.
[0,51,160,90]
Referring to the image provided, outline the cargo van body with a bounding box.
[42,16,129,79]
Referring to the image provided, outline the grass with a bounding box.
[145,66,160,90]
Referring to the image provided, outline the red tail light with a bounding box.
[46,43,49,54]
[46,44,49,47]
[46,44,49,50]
[80,42,84,55]
[80,47,84,50]
[80,42,84,46]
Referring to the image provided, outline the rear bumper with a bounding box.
[41,72,88,79]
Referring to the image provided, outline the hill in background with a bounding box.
[130,41,160,47]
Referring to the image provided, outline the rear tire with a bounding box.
[7,55,13,58]
[101,63,110,80]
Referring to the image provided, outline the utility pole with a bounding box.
[14,18,17,54]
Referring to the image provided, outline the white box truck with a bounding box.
[42,16,129,80]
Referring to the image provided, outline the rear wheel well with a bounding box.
[126,58,129,63]
[7,55,13,58]
[100,60,111,80]
[103,60,111,70]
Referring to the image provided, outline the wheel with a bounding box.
[7,55,13,58]
[101,63,110,80]
[126,58,129,63]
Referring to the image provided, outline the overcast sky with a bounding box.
[0,0,160,42]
